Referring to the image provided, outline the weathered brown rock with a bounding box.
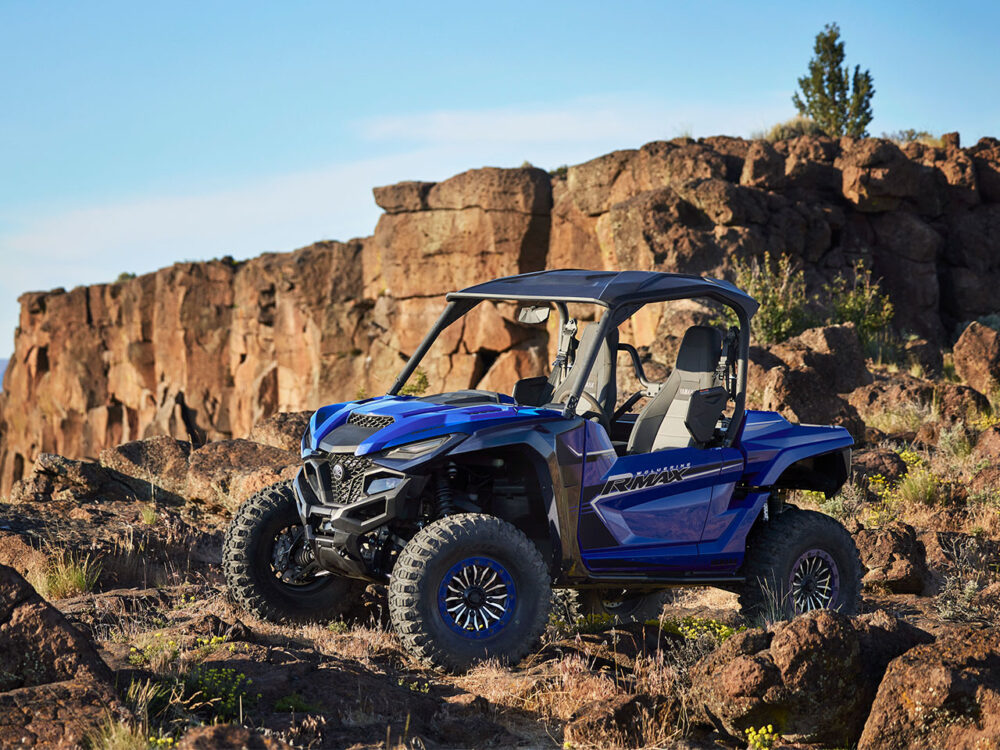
[740,140,786,189]
[854,522,929,594]
[372,181,434,213]
[761,367,865,438]
[852,447,908,483]
[247,411,312,452]
[953,321,1000,396]
[185,439,298,509]
[4,134,1000,493]
[178,724,293,749]
[974,425,1000,461]
[690,610,922,745]
[858,628,1000,749]
[968,136,1000,202]
[99,435,192,501]
[770,323,872,394]
[0,564,122,748]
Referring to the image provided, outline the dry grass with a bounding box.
[865,400,934,434]
[29,546,102,600]
[88,718,151,750]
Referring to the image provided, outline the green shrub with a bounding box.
[399,368,430,396]
[883,129,942,147]
[655,616,745,645]
[182,666,258,722]
[729,254,815,345]
[115,272,137,283]
[823,260,894,356]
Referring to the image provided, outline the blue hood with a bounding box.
[303,395,562,457]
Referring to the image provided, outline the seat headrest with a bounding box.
[675,326,723,373]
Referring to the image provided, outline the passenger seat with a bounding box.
[626,326,723,453]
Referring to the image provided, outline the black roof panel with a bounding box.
[448,269,759,318]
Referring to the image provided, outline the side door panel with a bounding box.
[576,422,726,575]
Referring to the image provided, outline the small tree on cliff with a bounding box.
[792,23,874,137]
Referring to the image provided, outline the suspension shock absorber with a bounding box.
[433,466,457,518]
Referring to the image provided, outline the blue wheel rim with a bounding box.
[437,557,516,639]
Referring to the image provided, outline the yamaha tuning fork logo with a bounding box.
[598,462,692,497]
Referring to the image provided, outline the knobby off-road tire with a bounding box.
[738,506,862,622]
[580,589,673,623]
[223,481,362,624]
[388,513,551,672]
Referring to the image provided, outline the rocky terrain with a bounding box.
[0,132,999,748]
[0,312,998,747]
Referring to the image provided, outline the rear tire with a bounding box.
[388,514,551,672]
[580,589,672,623]
[738,507,861,622]
[222,481,363,624]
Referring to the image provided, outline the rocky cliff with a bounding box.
[3,134,1000,494]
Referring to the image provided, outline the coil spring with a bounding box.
[433,471,457,518]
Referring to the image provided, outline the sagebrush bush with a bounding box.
[729,254,815,345]
[823,260,895,356]
[751,116,825,142]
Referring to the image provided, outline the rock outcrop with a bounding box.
[688,609,931,746]
[3,134,1000,493]
[858,627,1000,749]
[0,564,123,747]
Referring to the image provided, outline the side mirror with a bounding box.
[685,386,728,444]
[517,305,550,325]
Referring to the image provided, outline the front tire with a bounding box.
[222,481,363,624]
[388,514,551,672]
[738,507,862,622]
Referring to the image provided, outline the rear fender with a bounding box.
[738,410,854,496]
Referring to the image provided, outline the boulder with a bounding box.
[425,166,551,214]
[761,367,866,439]
[854,522,929,594]
[0,564,122,747]
[99,435,193,501]
[837,139,937,214]
[933,382,991,423]
[968,136,1000,203]
[690,610,923,745]
[185,439,299,509]
[178,724,293,749]
[371,181,434,213]
[247,411,313,453]
[858,628,1000,749]
[973,426,1000,462]
[953,321,1000,396]
[903,338,943,378]
[770,323,872,394]
[740,141,786,190]
[852,447,908,484]
[10,453,133,505]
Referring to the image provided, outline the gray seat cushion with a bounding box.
[627,326,723,453]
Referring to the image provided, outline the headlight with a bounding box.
[366,475,403,495]
[384,435,452,459]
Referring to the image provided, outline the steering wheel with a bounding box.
[556,390,610,431]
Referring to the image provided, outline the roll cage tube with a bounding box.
[560,299,751,448]
[388,299,568,397]
[388,299,477,396]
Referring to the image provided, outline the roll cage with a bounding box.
[387,269,759,448]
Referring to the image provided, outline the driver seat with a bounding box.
[550,322,618,417]
[626,326,723,453]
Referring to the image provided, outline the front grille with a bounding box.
[347,412,395,430]
[304,453,374,506]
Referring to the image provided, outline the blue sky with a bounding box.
[1,0,998,356]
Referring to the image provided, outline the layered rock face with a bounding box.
[3,135,1000,494]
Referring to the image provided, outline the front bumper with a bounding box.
[292,460,417,580]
